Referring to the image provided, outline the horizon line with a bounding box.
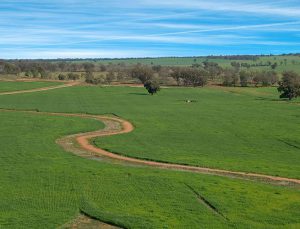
[2,53,300,61]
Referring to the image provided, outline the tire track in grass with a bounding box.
[184,183,229,222]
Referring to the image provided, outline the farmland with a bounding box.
[0,81,62,93]
[1,81,300,228]
[69,55,300,74]
[2,0,300,227]
[1,85,300,178]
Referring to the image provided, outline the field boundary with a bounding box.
[1,108,300,187]
[0,81,79,95]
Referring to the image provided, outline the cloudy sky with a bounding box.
[0,0,300,59]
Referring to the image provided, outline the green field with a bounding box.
[71,55,300,74]
[1,85,300,178]
[0,81,62,93]
[1,111,300,228]
[1,82,300,228]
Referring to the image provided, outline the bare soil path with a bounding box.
[1,108,300,187]
[0,81,79,95]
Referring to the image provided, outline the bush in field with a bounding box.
[85,72,96,84]
[170,67,182,85]
[39,67,49,79]
[106,71,115,84]
[3,63,21,74]
[271,62,278,70]
[152,65,162,72]
[131,65,154,83]
[31,69,40,78]
[170,67,208,87]
[203,61,222,79]
[58,74,66,80]
[231,61,241,72]
[67,73,80,80]
[253,71,278,86]
[82,62,95,73]
[239,70,253,87]
[222,68,239,86]
[99,64,107,72]
[278,71,300,100]
[144,80,160,95]
[84,72,104,85]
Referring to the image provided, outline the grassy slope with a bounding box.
[0,86,300,178]
[1,111,300,228]
[0,81,62,93]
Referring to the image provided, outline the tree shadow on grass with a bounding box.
[255,97,300,106]
[128,92,149,96]
[255,97,283,102]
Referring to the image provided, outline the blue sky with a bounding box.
[0,0,300,59]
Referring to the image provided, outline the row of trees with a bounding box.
[171,67,208,87]
[223,69,278,87]
[0,60,286,88]
[0,59,298,88]
[1,59,300,99]
[128,66,300,98]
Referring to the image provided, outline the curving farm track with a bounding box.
[1,80,300,187]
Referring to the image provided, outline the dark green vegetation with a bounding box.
[144,80,160,95]
[2,55,300,87]
[70,55,300,72]
[278,71,300,100]
[1,111,300,228]
[1,85,300,178]
[0,81,61,93]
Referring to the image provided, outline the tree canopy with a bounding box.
[278,71,300,100]
[144,80,160,95]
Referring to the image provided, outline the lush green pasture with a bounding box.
[1,111,300,228]
[0,85,300,179]
[0,81,62,93]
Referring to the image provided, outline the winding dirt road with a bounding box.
[55,112,300,186]
[1,108,300,186]
[1,80,300,187]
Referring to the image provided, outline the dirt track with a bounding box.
[1,108,300,187]
[0,81,79,95]
[60,113,300,186]
[1,81,300,186]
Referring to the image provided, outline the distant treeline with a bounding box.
[0,56,299,88]
[2,53,299,63]
[205,55,259,61]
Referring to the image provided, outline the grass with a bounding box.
[1,110,300,228]
[70,55,300,74]
[0,81,62,93]
[1,85,300,178]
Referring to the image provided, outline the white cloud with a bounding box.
[142,0,300,18]
[0,48,159,59]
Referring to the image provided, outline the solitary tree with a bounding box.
[144,80,160,95]
[278,71,300,100]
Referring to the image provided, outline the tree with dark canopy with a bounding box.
[144,80,160,95]
[278,71,300,100]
